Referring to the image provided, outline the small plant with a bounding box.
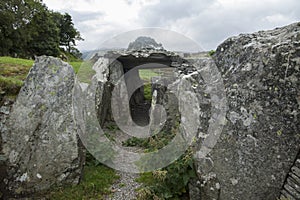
[104,132,116,142]
[106,124,119,132]
[208,50,216,56]
[119,183,126,188]
[136,148,196,200]
[122,130,175,152]
[122,137,147,147]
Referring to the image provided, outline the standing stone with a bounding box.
[194,22,300,199]
[1,56,84,197]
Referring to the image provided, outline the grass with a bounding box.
[48,164,119,200]
[0,56,34,66]
[0,56,83,97]
[139,69,159,102]
[139,69,159,82]
[143,83,152,101]
[76,61,95,83]
[0,57,34,96]
[70,61,82,74]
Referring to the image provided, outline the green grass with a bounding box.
[48,164,119,200]
[76,61,95,83]
[0,57,34,96]
[139,69,158,102]
[0,56,83,96]
[143,83,152,101]
[0,56,34,66]
[139,69,159,82]
[70,61,82,74]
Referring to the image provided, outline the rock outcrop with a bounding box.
[0,56,84,198]
[193,22,300,200]
[127,36,164,51]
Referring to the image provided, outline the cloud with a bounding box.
[136,0,300,50]
[138,0,215,27]
[43,0,300,51]
[66,10,104,23]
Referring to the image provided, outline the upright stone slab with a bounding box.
[195,22,300,199]
[1,56,84,197]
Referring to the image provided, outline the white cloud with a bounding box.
[43,0,300,51]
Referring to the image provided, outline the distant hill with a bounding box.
[127,36,164,50]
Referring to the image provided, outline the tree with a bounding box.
[57,13,83,54]
[26,8,60,57]
[0,1,14,55]
[0,0,83,58]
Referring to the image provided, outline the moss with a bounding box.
[49,91,56,96]
[48,64,60,73]
[48,164,119,200]
[277,130,283,136]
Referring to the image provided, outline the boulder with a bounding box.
[194,22,300,199]
[0,56,84,197]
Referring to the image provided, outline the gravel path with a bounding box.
[107,171,142,200]
[103,123,144,200]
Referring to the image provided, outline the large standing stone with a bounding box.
[1,56,84,197]
[195,22,300,199]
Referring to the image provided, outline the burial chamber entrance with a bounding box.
[115,53,176,126]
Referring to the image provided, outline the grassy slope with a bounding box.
[0,57,34,96]
[0,57,82,97]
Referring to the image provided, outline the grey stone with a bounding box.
[1,56,84,197]
[188,179,202,200]
[194,22,300,200]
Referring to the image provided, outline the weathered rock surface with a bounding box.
[194,22,300,199]
[0,56,84,197]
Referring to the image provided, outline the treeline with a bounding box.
[0,0,83,59]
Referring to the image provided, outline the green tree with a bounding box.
[0,1,14,55]
[0,0,83,58]
[57,13,83,54]
[26,9,60,57]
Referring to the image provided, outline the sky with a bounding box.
[43,0,300,52]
